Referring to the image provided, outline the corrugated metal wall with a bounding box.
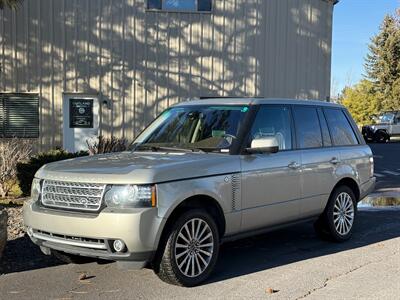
[0,0,334,151]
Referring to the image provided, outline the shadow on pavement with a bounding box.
[0,235,63,274]
[208,208,400,284]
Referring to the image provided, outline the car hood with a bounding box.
[36,151,240,184]
[363,123,390,130]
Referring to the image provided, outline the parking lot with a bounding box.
[0,142,399,299]
[370,141,400,190]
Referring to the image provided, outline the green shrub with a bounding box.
[16,149,88,196]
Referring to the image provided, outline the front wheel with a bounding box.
[314,186,357,242]
[154,209,220,287]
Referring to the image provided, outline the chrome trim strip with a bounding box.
[32,232,107,250]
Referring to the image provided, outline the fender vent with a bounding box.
[231,174,241,211]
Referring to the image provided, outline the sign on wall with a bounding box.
[69,99,94,128]
[63,95,99,152]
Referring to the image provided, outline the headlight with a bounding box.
[104,185,156,208]
[31,178,41,202]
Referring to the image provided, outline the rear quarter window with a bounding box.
[323,108,359,146]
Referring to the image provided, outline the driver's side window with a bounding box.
[250,105,293,151]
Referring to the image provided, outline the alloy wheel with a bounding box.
[174,218,214,278]
[333,192,354,236]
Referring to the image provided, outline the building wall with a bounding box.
[0,0,334,151]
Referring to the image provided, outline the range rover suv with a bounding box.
[24,99,375,286]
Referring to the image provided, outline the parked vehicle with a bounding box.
[362,111,400,143]
[23,98,375,286]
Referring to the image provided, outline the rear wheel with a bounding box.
[314,186,357,242]
[374,131,390,143]
[154,209,220,287]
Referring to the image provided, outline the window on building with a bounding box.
[147,0,212,12]
[293,106,323,149]
[323,108,358,146]
[0,94,39,138]
[250,105,292,151]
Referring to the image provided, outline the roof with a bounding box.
[174,98,344,108]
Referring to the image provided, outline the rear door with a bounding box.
[292,106,338,218]
[240,105,302,231]
[324,108,370,185]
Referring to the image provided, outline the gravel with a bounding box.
[1,205,25,241]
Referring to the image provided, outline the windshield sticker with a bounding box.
[212,130,226,137]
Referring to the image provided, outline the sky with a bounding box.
[331,0,399,96]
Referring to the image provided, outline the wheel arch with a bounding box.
[331,177,361,202]
[152,194,226,265]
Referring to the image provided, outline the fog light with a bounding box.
[113,239,126,252]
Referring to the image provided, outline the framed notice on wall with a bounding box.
[69,99,94,128]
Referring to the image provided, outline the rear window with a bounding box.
[293,106,323,149]
[323,108,359,146]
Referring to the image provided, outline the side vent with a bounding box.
[231,174,241,211]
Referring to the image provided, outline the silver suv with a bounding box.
[24,99,375,286]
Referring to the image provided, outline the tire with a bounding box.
[52,250,93,264]
[314,186,357,242]
[373,131,389,143]
[154,209,220,287]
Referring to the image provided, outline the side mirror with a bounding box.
[246,136,279,154]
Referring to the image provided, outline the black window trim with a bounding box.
[317,107,333,147]
[146,0,213,14]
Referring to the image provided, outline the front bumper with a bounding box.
[23,199,165,264]
[360,177,376,200]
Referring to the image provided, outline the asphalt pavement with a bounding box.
[370,140,400,191]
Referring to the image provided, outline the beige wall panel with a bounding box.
[0,0,335,150]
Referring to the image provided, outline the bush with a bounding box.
[16,149,88,196]
[0,139,32,198]
[86,136,133,155]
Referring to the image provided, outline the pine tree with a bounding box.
[365,11,400,111]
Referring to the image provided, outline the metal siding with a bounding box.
[0,0,334,150]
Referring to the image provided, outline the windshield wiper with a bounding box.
[134,144,205,153]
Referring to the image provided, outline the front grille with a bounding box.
[41,180,106,212]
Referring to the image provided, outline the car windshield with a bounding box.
[133,105,249,153]
[379,112,395,123]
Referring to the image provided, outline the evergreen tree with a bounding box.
[365,11,400,110]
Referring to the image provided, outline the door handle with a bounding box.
[330,157,340,165]
[288,162,301,169]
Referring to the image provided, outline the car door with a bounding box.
[240,105,302,231]
[292,106,339,218]
[390,112,400,135]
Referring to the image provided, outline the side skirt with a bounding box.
[221,216,319,244]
